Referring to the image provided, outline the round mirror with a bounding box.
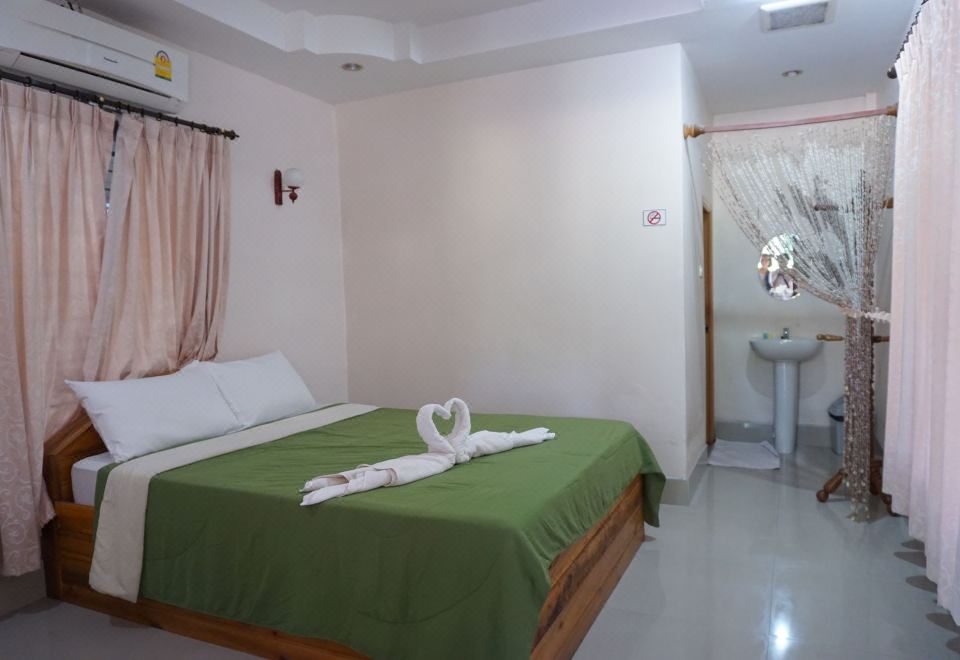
[758,234,800,301]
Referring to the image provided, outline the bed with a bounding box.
[42,405,664,659]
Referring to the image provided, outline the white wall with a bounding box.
[711,95,890,434]
[680,47,710,475]
[183,52,349,404]
[337,45,701,478]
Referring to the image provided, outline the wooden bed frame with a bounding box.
[42,414,646,660]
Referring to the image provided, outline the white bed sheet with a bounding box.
[71,452,115,506]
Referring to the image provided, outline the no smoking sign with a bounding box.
[643,209,667,227]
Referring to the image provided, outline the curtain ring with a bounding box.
[25,77,33,87]
[97,96,105,108]
[50,83,57,95]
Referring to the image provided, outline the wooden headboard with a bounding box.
[43,414,107,503]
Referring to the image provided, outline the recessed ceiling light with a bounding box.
[782,69,803,78]
[341,62,363,72]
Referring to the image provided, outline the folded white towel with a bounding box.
[461,427,556,461]
[300,398,555,506]
[300,451,455,506]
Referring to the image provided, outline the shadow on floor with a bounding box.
[895,550,927,568]
[0,598,58,625]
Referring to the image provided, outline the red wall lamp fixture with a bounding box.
[274,168,305,205]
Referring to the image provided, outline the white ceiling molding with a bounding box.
[178,0,415,61]
[176,0,287,49]
[260,0,542,26]
[418,0,703,63]
[302,14,408,61]
[174,0,703,64]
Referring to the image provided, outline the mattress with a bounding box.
[72,452,114,506]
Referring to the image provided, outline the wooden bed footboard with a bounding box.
[42,415,646,660]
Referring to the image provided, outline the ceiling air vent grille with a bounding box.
[760,1,833,32]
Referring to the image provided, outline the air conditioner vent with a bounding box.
[761,1,833,32]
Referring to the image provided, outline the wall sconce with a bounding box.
[274,168,304,205]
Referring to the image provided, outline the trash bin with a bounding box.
[828,396,844,456]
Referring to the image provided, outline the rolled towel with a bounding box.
[301,451,455,506]
[463,427,555,459]
[300,467,393,505]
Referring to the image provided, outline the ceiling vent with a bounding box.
[760,1,834,32]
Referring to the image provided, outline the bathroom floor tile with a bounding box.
[608,547,774,637]
[573,607,646,660]
[765,635,928,660]
[575,608,769,660]
[769,562,872,649]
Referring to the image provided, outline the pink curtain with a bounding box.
[0,81,115,575]
[83,115,231,380]
[0,95,232,576]
[883,0,960,621]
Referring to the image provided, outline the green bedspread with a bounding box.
[95,408,664,660]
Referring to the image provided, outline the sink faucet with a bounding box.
[781,327,790,340]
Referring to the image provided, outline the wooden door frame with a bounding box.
[703,206,716,445]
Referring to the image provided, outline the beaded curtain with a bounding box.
[707,115,896,519]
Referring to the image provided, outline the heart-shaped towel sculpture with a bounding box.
[417,397,472,463]
[300,398,555,506]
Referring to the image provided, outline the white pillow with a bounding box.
[66,369,242,463]
[190,352,317,428]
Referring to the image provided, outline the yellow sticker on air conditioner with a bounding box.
[154,50,172,81]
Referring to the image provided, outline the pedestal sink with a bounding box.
[749,337,823,454]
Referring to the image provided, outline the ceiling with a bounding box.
[74,0,917,112]
[258,0,541,26]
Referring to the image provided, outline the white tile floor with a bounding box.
[576,445,960,660]
[0,446,955,659]
[0,598,254,659]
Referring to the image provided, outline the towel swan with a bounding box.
[419,398,556,463]
[417,398,472,463]
[300,398,554,506]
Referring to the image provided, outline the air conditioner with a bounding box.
[0,0,188,114]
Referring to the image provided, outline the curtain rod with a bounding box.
[683,105,897,140]
[0,69,239,140]
[888,0,929,79]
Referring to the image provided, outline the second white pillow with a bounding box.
[191,352,317,428]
